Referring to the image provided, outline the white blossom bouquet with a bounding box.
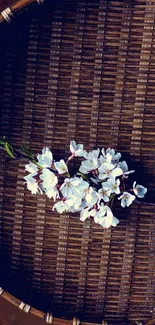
[0,139,147,229]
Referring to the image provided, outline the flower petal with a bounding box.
[54,159,68,174]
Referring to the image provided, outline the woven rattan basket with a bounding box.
[0,0,155,324]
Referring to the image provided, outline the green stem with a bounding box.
[78,172,89,181]
[110,194,116,208]
[0,140,43,169]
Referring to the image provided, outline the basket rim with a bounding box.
[0,286,82,325]
[0,0,42,23]
[0,287,155,325]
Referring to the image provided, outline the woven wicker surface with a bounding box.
[0,0,155,324]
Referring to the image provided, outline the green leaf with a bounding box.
[5,142,15,158]
[20,145,34,159]
[0,140,5,146]
[0,136,6,146]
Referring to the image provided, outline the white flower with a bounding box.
[99,154,107,165]
[118,191,135,207]
[98,187,111,203]
[60,177,88,198]
[133,182,147,198]
[93,205,106,224]
[102,178,120,195]
[79,159,99,174]
[118,161,135,178]
[23,143,146,232]
[76,178,89,198]
[93,205,119,228]
[106,148,121,163]
[110,167,123,179]
[70,140,86,157]
[90,177,101,185]
[84,187,98,207]
[40,168,58,189]
[25,162,38,175]
[101,206,119,228]
[60,178,76,197]
[75,199,88,212]
[98,162,114,180]
[101,148,108,157]
[80,207,92,221]
[111,178,120,194]
[54,197,83,214]
[98,162,123,180]
[79,149,100,174]
[45,187,59,200]
[113,217,119,227]
[54,159,68,174]
[24,174,42,195]
[85,149,100,161]
[37,147,53,168]
[63,195,83,211]
[39,169,59,200]
[68,199,82,211]
[101,148,121,164]
[53,200,70,213]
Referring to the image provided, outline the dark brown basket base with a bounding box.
[0,0,155,324]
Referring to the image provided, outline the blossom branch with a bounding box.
[1,138,148,229]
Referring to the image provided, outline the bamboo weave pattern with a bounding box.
[0,0,155,324]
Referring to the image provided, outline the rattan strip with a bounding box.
[25,15,46,294]
[95,229,112,316]
[46,7,63,149]
[0,65,9,247]
[89,0,106,151]
[53,215,70,306]
[76,219,90,313]
[66,1,85,151]
[0,29,14,253]
[49,9,69,307]
[116,209,138,316]
[130,5,155,160]
[111,3,132,149]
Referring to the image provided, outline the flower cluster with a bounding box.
[24,141,147,229]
